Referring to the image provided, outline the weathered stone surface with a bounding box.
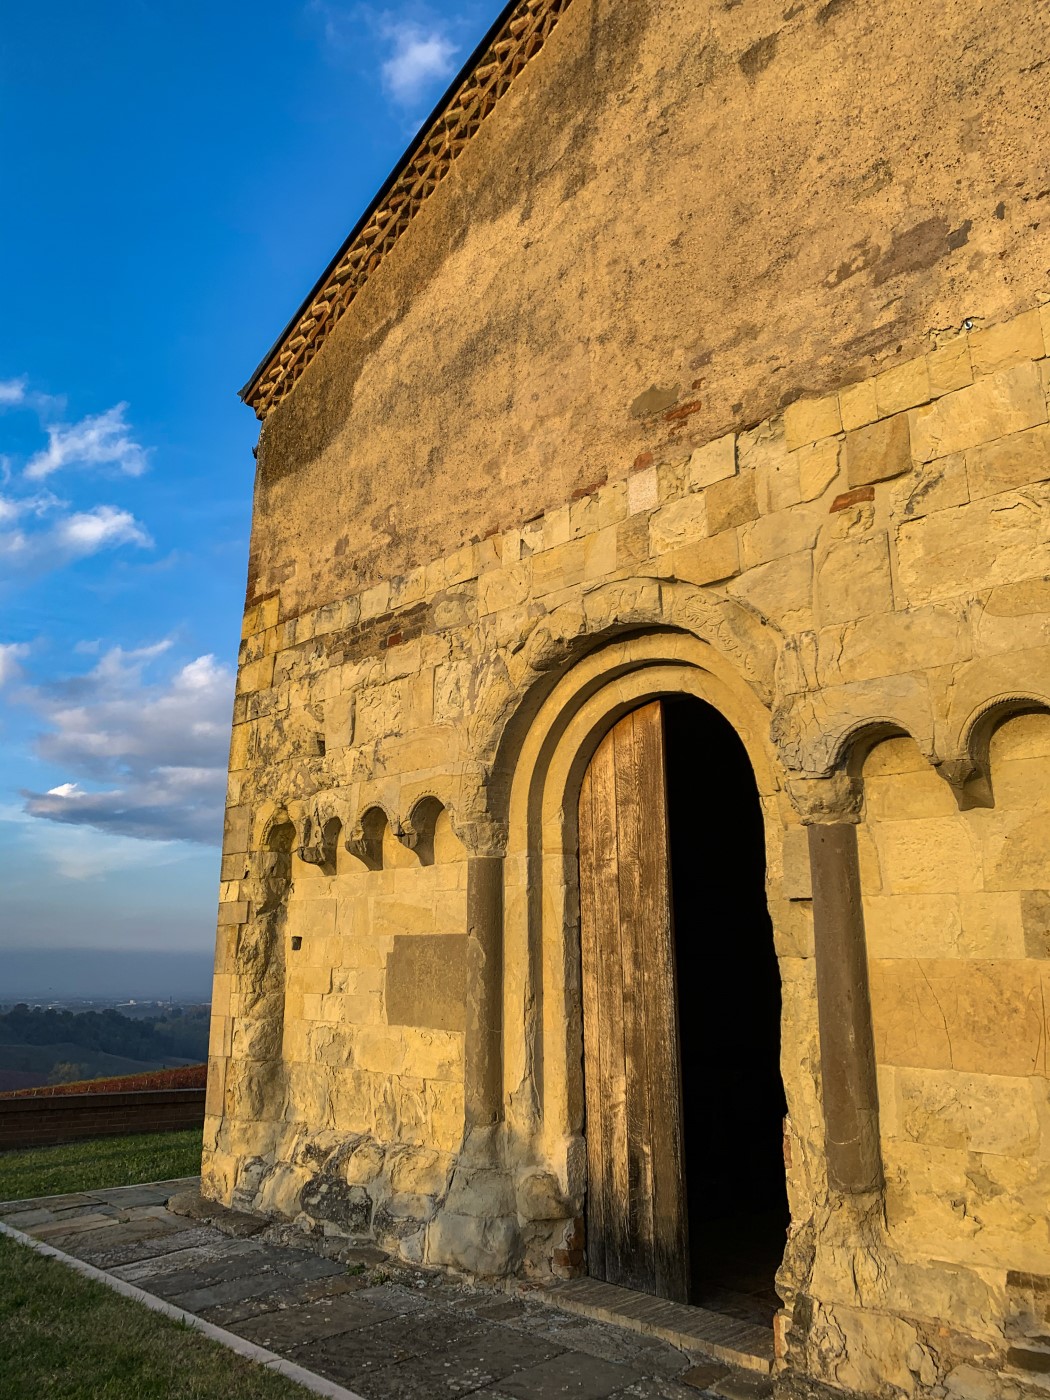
[785,395,842,451]
[895,486,1050,604]
[816,534,893,624]
[206,6,1050,1388]
[969,310,1046,377]
[689,433,737,490]
[869,958,1050,1075]
[670,530,740,585]
[838,379,878,433]
[965,422,1050,499]
[845,414,912,488]
[797,440,841,502]
[910,361,1048,463]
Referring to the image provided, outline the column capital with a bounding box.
[786,772,863,825]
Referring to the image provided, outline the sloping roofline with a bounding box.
[241,0,571,419]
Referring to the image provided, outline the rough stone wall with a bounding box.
[208,297,1050,1397]
[208,2,1050,1395]
[245,0,1050,618]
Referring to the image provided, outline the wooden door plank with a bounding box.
[578,763,607,1284]
[588,728,631,1286]
[635,703,689,1303]
[613,706,659,1291]
[578,703,688,1303]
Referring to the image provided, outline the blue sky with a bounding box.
[0,0,495,993]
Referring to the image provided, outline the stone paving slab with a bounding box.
[85,1224,225,1268]
[3,1179,775,1399]
[235,1294,402,1349]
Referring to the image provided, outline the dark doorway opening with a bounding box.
[662,695,788,1323]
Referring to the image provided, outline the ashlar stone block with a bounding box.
[895,486,1050,605]
[670,530,740,585]
[974,579,1050,656]
[1021,892,1050,958]
[688,432,737,489]
[869,958,1050,1076]
[862,893,963,959]
[910,360,1047,463]
[846,413,913,488]
[893,452,968,520]
[704,470,758,532]
[893,1066,1043,1157]
[728,549,813,627]
[876,357,932,417]
[969,310,1046,377]
[649,493,708,554]
[797,438,841,501]
[965,422,1050,499]
[817,532,894,624]
[626,465,658,515]
[816,604,970,686]
[743,498,822,568]
[784,392,842,449]
[869,813,982,894]
[981,805,1050,892]
[839,378,878,432]
[927,336,973,397]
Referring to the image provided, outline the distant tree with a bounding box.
[48,1062,88,1085]
[0,1005,208,1064]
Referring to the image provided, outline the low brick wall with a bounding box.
[0,1089,205,1151]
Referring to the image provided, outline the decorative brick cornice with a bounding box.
[241,0,573,420]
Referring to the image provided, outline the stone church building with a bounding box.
[204,0,1050,1393]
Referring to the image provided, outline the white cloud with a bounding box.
[380,21,458,106]
[0,642,29,687]
[0,501,152,569]
[0,489,64,524]
[19,642,234,845]
[310,5,459,108]
[25,402,150,481]
[0,378,27,407]
[53,505,152,554]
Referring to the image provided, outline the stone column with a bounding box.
[791,776,883,1195]
[464,855,504,1129]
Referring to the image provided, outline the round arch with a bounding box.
[497,629,797,1196]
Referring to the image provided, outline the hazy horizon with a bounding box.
[0,948,213,1003]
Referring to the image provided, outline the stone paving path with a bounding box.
[0,1178,773,1400]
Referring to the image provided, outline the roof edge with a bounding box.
[241,0,571,420]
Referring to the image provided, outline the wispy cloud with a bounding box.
[0,378,28,407]
[53,505,152,553]
[0,489,63,525]
[380,21,458,106]
[0,501,152,570]
[18,642,234,845]
[310,4,460,109]
[0,378,154,570]
[0,642,29,687]
[25,402,150,481]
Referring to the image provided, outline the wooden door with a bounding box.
[578,700,689,1302]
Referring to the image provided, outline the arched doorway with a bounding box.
[578,694,787,1315]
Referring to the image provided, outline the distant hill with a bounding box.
[0,1004,209,1091]
[0,1043,193,1092]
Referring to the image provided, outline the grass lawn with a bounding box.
[0,1128,204,1202]
[0,1233,312,1399]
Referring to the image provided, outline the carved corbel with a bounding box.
[934,754,994,812]
[297,811,341,874]
[396,794,446,866]
[344,806,388,871]
[786,772,864,826]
